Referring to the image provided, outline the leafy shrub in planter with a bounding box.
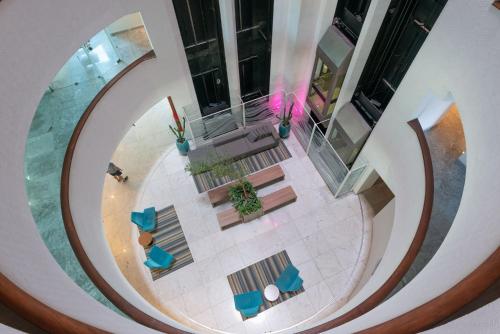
[228,180,262,216]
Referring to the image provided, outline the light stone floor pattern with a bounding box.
[102,111,371,333]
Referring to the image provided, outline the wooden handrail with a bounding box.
[7,65,497,334]
[298,119,434,333]
[0,273,109,334]
[59,50,190,334]
[358,247,500,333]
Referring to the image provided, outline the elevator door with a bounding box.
[173,0,230,116]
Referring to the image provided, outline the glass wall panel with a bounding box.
[243,90,284,126]
[308,126,349,194]
[352,0,448,126]
[235,0,274,101]
[336,165,367,197]
[173,0,231,116]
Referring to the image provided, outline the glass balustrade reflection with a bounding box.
[24,12,152,313]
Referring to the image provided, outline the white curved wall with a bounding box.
[0,0,193,332]
[424,299,500,334]
[70,48,192,328]
[2,0,498,332]
[325,0,500,331]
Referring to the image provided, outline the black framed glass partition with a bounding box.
[172,0,230,116]
[352,0,448,127]
[334,0,372,44]
[235,0,274,102]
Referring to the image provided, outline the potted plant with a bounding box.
[228,179,263,222]
[277,102,294,139]
[168,96,190,155]
[213,160,263,222]
[187,158,263,222]
[169,117,189,155]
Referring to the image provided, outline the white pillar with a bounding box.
[219,0,241,106]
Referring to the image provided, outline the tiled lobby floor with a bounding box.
[102,110,371,332]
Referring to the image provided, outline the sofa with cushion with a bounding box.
[187,122,279,166]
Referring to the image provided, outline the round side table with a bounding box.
[264,284,280,302]
[138,232,154,247]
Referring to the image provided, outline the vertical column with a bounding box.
[324,0,392,137]
[219,0,241,106]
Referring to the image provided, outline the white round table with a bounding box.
[264,284,280,302]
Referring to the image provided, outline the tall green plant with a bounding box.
[169,117,186,143]
[185,157,262,216]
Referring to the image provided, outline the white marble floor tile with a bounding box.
[285,240,312,265]
[182,285,211,317]
[305,281,335,313]
[243,314,269,334]
[191,308,218,330]
[295,260,323,288]
[275,221,302,245]
[264,303,295,332]
[303,231,331,258]
[212,299,242,330]
[197,256,224,285]
[285,292,315,324]
[223,322,247,334]
[173,265,203,296]
[218,245,245,275]
[161,294,187,315]
[313,250,344,280]
[205,277,233,307]
[324,269,352,299]
[189,236,216,262]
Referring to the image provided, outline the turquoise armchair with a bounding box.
[144,245,174,270]
[131,207,156,231]
[234,290,263,318]
[275,264,303,293]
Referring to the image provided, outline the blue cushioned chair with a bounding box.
[144,245,174,270]
[130,207,156,231]
[233,290,263,318]
[275,264,303,293]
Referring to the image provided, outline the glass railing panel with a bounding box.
[24,13,153,314]
[308,126,349,194]
[336,165,367,197]
[243,90,285,126]
[187,105,244,146]
[289,94,316,152]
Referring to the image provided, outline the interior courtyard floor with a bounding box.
[102,108,373,333]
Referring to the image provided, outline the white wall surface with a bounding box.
[423,299,500,334]
[107,12,144,34]
[269,0,338,98]
[219,0,241,105]
[318,0,500,331]
[2,0,498,332]
[352,198,395,296]
[326,0,391,130]
[0,324,23,334]
[0,0,194,332]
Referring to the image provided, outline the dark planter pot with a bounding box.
[176,139,190,156]
[279,123,291,139]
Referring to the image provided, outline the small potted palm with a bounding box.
[168,96,190,156]
[170,117,189,155]
[277,102,294,139]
